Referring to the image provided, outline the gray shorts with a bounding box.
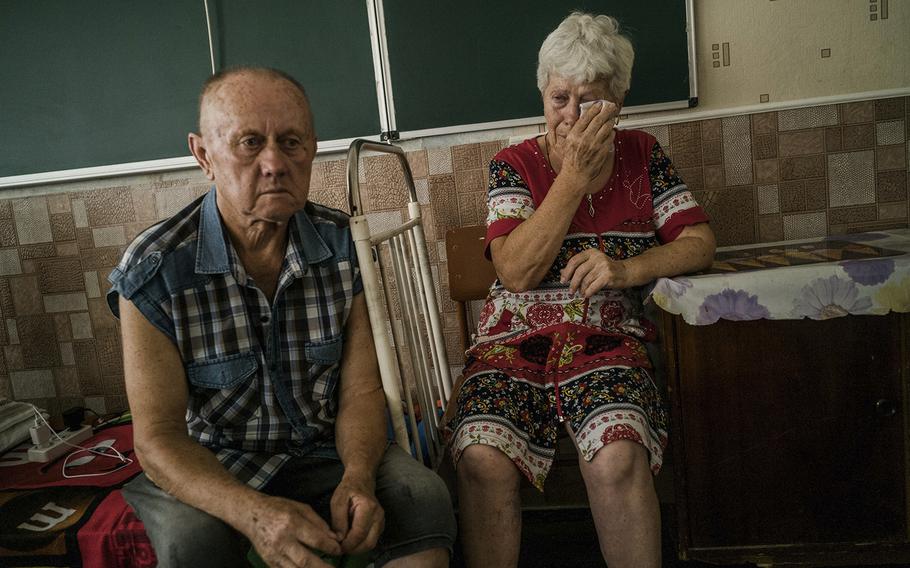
[123,444,455,567]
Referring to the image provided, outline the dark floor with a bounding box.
[449,505,754,568]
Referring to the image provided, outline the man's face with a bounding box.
[193,74,317,227]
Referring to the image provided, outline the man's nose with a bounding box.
[258,141,288,176]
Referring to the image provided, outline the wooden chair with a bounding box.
[444,225,498,353]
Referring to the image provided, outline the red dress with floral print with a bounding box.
[448,130,708,490]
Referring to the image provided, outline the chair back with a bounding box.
[445,225,498,352]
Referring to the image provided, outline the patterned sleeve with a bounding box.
[484,159,536,258]
[649,141,709,243]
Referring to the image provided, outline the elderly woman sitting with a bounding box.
[446,12,716,568]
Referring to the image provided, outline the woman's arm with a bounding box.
[491,104,619,292]
[561,222,716,297]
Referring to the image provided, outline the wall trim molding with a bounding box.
[2,87,907,191]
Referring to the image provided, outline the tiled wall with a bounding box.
[1,96,907,422]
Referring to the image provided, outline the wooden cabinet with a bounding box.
[660,311,910,566]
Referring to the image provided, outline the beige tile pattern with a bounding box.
[10,275,42,314]
[92,226,127,248]
[13,197,53,245]
[427,147,453,175]
[71,199,89,228]
[840,101,874,124]
[21,243,57,260]
[47,194,71,215]
[751,112,777,135]
[879,201,908,220]
[11,369,56,399]
[0,250,22,276]
[51,213,76,241]
[454,169,486,194]
[155,187,198,219]
[18,315,59,368]
[85,188,136,226]
[59,342,75,367]
[70,312,94,340]
[84,271,101,299]
[875,98,904,121]
[757,185,780,214]
[783,211,827,239]
[828,151,875,207]
[722,115,753,186]
[54,366,79,396]
[877,171,908,202]
[56,242,79,257]
[829,206,877,225]
[876,145,906,171]
[703,165,724,188]
[452,144,484,171]
[778,130,824,156]
[877,120,905,145]
[777,105,838,131]
[37,258,84,293]
[758,214,783,242]
[0,220,16,248]
[843,124,874,150]
[44,292,89,313]
[6,319,19,344]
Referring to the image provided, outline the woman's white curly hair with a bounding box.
[536,12,634,102]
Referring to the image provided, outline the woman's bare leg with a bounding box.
[576,436,661,568]
[456,444,523,568]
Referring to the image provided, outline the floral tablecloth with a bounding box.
[648,229,910,325]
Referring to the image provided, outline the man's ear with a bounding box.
[188,132,215,181]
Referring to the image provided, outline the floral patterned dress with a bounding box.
[447,130,709,490]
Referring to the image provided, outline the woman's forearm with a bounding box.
[491,173,588,291]
[625,223,716,286]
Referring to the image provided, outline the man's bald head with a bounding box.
[197,67,314,139]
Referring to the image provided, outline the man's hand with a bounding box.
[330,474,385,555]
[248,495,342,568]
[561,248,636,297]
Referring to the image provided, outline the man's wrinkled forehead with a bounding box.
[198,72,313,137]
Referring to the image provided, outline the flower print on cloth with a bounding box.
[526,303,564,327]
[792,275,872,320]
[646,277,692,314]
[875,275,910,312]
[840,258,895,286]
[696,289,770,324]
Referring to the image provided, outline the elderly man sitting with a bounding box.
[108,67,455,568]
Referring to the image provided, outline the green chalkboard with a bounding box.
[0,1,211,178]
[211,0,379,145]
[382,1,693,134]
[0,1,380,179]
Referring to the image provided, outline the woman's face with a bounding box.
[542,75,615,145]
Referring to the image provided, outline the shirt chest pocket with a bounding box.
[303,337,343,407]
[186,351,261,427]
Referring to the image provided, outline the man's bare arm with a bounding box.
[331,293,388,554]
[120,297,341,563]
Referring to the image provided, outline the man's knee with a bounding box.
[375,447,456,554]
[123,474,247,567]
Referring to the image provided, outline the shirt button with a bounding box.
[260,315,270,324]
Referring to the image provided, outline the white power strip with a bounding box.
[27,425,93,463]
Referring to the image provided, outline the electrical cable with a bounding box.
[28,404,133,479]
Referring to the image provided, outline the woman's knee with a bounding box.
[457,444,521,489]
[581,440,650,490]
